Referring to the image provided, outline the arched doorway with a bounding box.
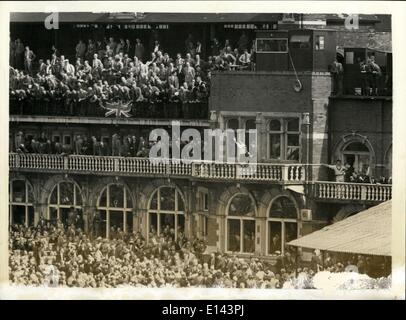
[226,193,256,253]
[9,179,35,227]
[147,186,185,240]
[48,181,83,227]
[267,196,298,255]
[96,183,134,239]
[342,141,371,175]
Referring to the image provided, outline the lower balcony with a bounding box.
[8,153,392,203]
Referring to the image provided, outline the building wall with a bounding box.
[329,98,392,177]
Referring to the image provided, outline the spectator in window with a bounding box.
[108,37,117,53]
[185,33,194,54]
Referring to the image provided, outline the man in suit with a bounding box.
[134,38,145,62]
[75,40,87,60]
[330,58,344,95]
[24,46,36,75]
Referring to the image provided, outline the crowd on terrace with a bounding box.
[9,222,390,288]
[9,33,254,118]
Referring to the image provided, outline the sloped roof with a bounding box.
[288,200,391,256]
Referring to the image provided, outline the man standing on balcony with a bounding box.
[322,159,346,182]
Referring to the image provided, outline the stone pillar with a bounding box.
[255,112,265,161]
[311,72,332,181]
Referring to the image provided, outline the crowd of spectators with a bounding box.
[9,33,254,118]
[9,220,389,288]
[324,160,392,185]
[13,130,199,158]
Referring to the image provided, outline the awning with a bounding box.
[290,35,311,42]
[288,200,391,256]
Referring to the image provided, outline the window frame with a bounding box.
[9,179,35,227]
[256,38,289,53]
[266,196,299,256]
[266,117,301,162]
[147,186,185,241]
[97,183,134,238]
[225,193,257,254]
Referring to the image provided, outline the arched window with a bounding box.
[267,196,298,255]
[97,184,134,238]
[342,141,371,175]
[148,186,185,240]
[226,194,256,253]
[9,179,35,227]
[48,181,83,227]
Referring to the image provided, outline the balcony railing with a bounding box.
[9,153,392,202]
[314,181,392,202]
[9,153,305,183]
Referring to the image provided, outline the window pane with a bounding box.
[287,134,299,146]
[268,221,282,254]
[227,219,241,252]
[126,212,133,234]
[75,186,82,206]
[177,191,185,212]
[27,186,34,203]
[49,207,58,224]
[245,119,256,130]
[257,39,287,52]
[243,220,255,253]
[269,197,297,219]
[99,189,107,207]
[149,212,158,235]
[60,208,71,226]
[160,187,175,211]
[227,119,239,130]
[149,192,158,210]
[269,134,281,159]
[12,205,25,225]
[109,210,124,238]
[287,119,299,132]
[27,206,35,227]
[228,194,255,217]
[12,180,26,203]
[160,213,175,237]
[178,214,185,235]
[285,222,298,244]
[286,147,300,161]
[49,186,58,205]
[125,189,133,209]
[97,210,107,238]
[59,182,74,205]
[109,185,124,208]
[344,142,369,152]
[269,120,281,131]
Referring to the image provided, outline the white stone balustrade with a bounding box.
[9,153,392,203]
[315,181,392,202]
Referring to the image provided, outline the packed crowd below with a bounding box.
[9,222,390,288]
[9,33,254,118]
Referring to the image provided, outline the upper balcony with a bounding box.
[9,153,392,203]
